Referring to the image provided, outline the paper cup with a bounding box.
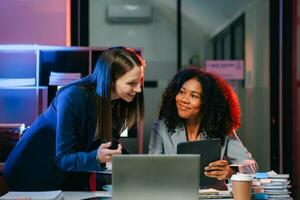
[231,174,253,200]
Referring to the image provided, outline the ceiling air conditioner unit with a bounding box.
[106,3,153,23]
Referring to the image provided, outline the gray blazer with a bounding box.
[148,120,258,174]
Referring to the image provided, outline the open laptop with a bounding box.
[177,138,221,187]
[112,154,200,200]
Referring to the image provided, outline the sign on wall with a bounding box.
[205,60,244,80]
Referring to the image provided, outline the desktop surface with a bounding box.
[62,191,233,200]
[63,191,111,200]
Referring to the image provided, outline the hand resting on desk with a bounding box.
[204,160,236,180]
[97,142,122,163]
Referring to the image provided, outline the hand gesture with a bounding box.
[97,141,122,163]
[204,160,236,180]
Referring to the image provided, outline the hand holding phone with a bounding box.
[97,141,122,163]
[109,138,119,150]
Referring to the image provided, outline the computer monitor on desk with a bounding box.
[112,154,200,200]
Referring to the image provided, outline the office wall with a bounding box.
[202,0,270,171]
[0,0,68,45]
[181,6,209,67]
[240,0,270,171]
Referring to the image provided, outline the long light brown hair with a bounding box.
[89,47,145,141]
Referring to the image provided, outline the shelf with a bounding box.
[0,45,141,153]
[0,87,48,126]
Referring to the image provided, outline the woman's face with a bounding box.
[175,78,202,121]
[113,66,143,102]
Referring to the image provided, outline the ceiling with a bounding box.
[150,0,256,60]
[181,0,255,37]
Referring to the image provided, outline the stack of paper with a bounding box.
[0,78,36,87]
[0,190,63,200]
[198,188,232,199]
[0,123,25,162]
[252,171,292,199]
[49,72,81,86]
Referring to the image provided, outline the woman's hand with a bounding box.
[97,141,122,163]
[204,160,236,180]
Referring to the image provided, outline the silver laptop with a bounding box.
[112,154,200,200]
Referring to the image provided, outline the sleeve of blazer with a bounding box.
[148,120,165,154]
[224,131,259,174]
[55,86,99,172]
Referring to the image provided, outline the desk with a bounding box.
[63,191,111,200]
[0,191,232,200]
[62,192,233,200]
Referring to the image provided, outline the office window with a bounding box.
[232,14,245,60]
[214,37,223,59]
[212,14,245,60]
[223,30,232,59]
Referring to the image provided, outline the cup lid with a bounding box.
[231,173,253,181]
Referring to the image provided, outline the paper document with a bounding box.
[0,190,63,200]
[49,72,81,86]
[198,188,232,199]
[0,78,35,87]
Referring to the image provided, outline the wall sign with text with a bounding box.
[205,60,244,80]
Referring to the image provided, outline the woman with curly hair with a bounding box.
[149,67,257,187]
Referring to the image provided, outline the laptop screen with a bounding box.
[112,154,200,200]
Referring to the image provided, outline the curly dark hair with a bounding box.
[159,67,240,144]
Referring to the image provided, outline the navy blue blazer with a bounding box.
[4,85,113,191]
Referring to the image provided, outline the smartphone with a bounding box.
[109,138,119,150]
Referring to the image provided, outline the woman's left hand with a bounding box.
[204,160,236,180]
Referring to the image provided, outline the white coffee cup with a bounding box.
[231,174,253,200]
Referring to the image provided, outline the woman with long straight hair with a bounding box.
[4,46,145,191]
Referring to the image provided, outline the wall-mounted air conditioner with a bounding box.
[106,3,153,23]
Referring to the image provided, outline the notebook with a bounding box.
[112,154,200,200]
[177,138,221,187]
